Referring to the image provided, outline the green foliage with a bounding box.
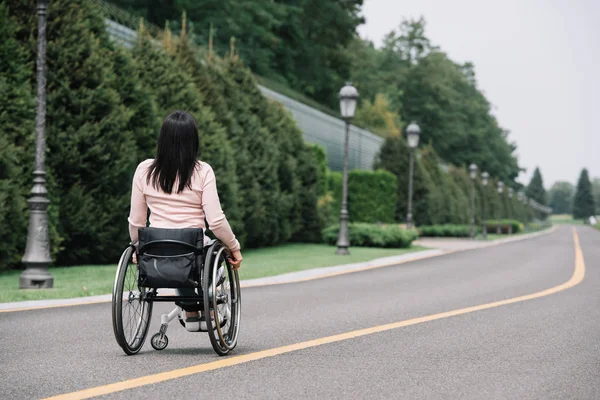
[310,144,328,196]
[348,20,521,183]
[419,225,475,238]
[325,169,397,225]
[375,137,461,226]
[347,170,397,223]
[354,94,402,138]
[322,223,418,248]
[525,167,547,205]
[218,59,284,246]
[110,0,364,108]
[0,3,34,268]
[548,181,574,215]
[573,169,596,220]
[292,144,321,242]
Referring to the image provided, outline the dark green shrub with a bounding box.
[292,144,321,242]
[420,224,475,238]
[0,3,35,268]
[322,223,418,248]
[326,169,397,224]
[348,170,397,224]
[311,144,328,196]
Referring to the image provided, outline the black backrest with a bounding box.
[138,227,204,257]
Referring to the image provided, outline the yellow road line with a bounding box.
[44,227,585,400]
[3,226,557,314]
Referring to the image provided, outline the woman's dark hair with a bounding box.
[147,110,200,194]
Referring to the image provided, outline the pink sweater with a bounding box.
[128,159,240,251]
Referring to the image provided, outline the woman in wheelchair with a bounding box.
[127,110,243,334]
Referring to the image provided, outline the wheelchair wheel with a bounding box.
[203,241,241,356]
[112,245,153,355]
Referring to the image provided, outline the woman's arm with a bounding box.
[127,164,148,244]
[202,165,240,252]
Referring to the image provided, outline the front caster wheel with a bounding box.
[150,333,168,350]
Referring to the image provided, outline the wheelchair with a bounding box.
[111,227,241,356]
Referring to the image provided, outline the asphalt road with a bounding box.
[1,226,598,399]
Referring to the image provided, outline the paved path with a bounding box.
[1,225,598,399]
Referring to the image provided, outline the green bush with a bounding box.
[484,219,523,234]
[325,169,397,224]
[348,170,397,224]
[322,223,418,248]
[310,144,328,196]
[419,224,475,238]
[292,144,321,242]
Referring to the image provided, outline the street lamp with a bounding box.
[481,172,489,239]
[405,121,421,228]
[469,163,478,238]
[507,187,514,234]
[336,82,358,255]
[496,181,504,234]
[20,0,54,289]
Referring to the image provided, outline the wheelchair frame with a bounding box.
[111,238,241,356]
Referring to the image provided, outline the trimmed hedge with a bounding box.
[348,169,397,223]
[326,169,397,224]
[420,224,476,238]
[484,219,523,234]
[322,223,418,248]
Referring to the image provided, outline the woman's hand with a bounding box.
[228,250,243,270]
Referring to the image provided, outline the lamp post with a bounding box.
[496,181,504,234]
[507,187,514,234]
[481,172,489,239]
[469,163,478,238]
[20,0,54,289]
[405,122,421,228]
[336,82,358,255]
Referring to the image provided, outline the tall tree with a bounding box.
[548,181,574,215]
[572,169,595,220]
[525,167,547,205]
[0,3,35,268]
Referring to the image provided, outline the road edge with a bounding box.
[0,226,556,313]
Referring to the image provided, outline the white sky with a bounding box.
[358,0,600,188]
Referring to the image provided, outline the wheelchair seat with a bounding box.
[137,227,204,289]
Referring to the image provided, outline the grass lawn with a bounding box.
[0,244,425,303]
[550,214,584,225]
